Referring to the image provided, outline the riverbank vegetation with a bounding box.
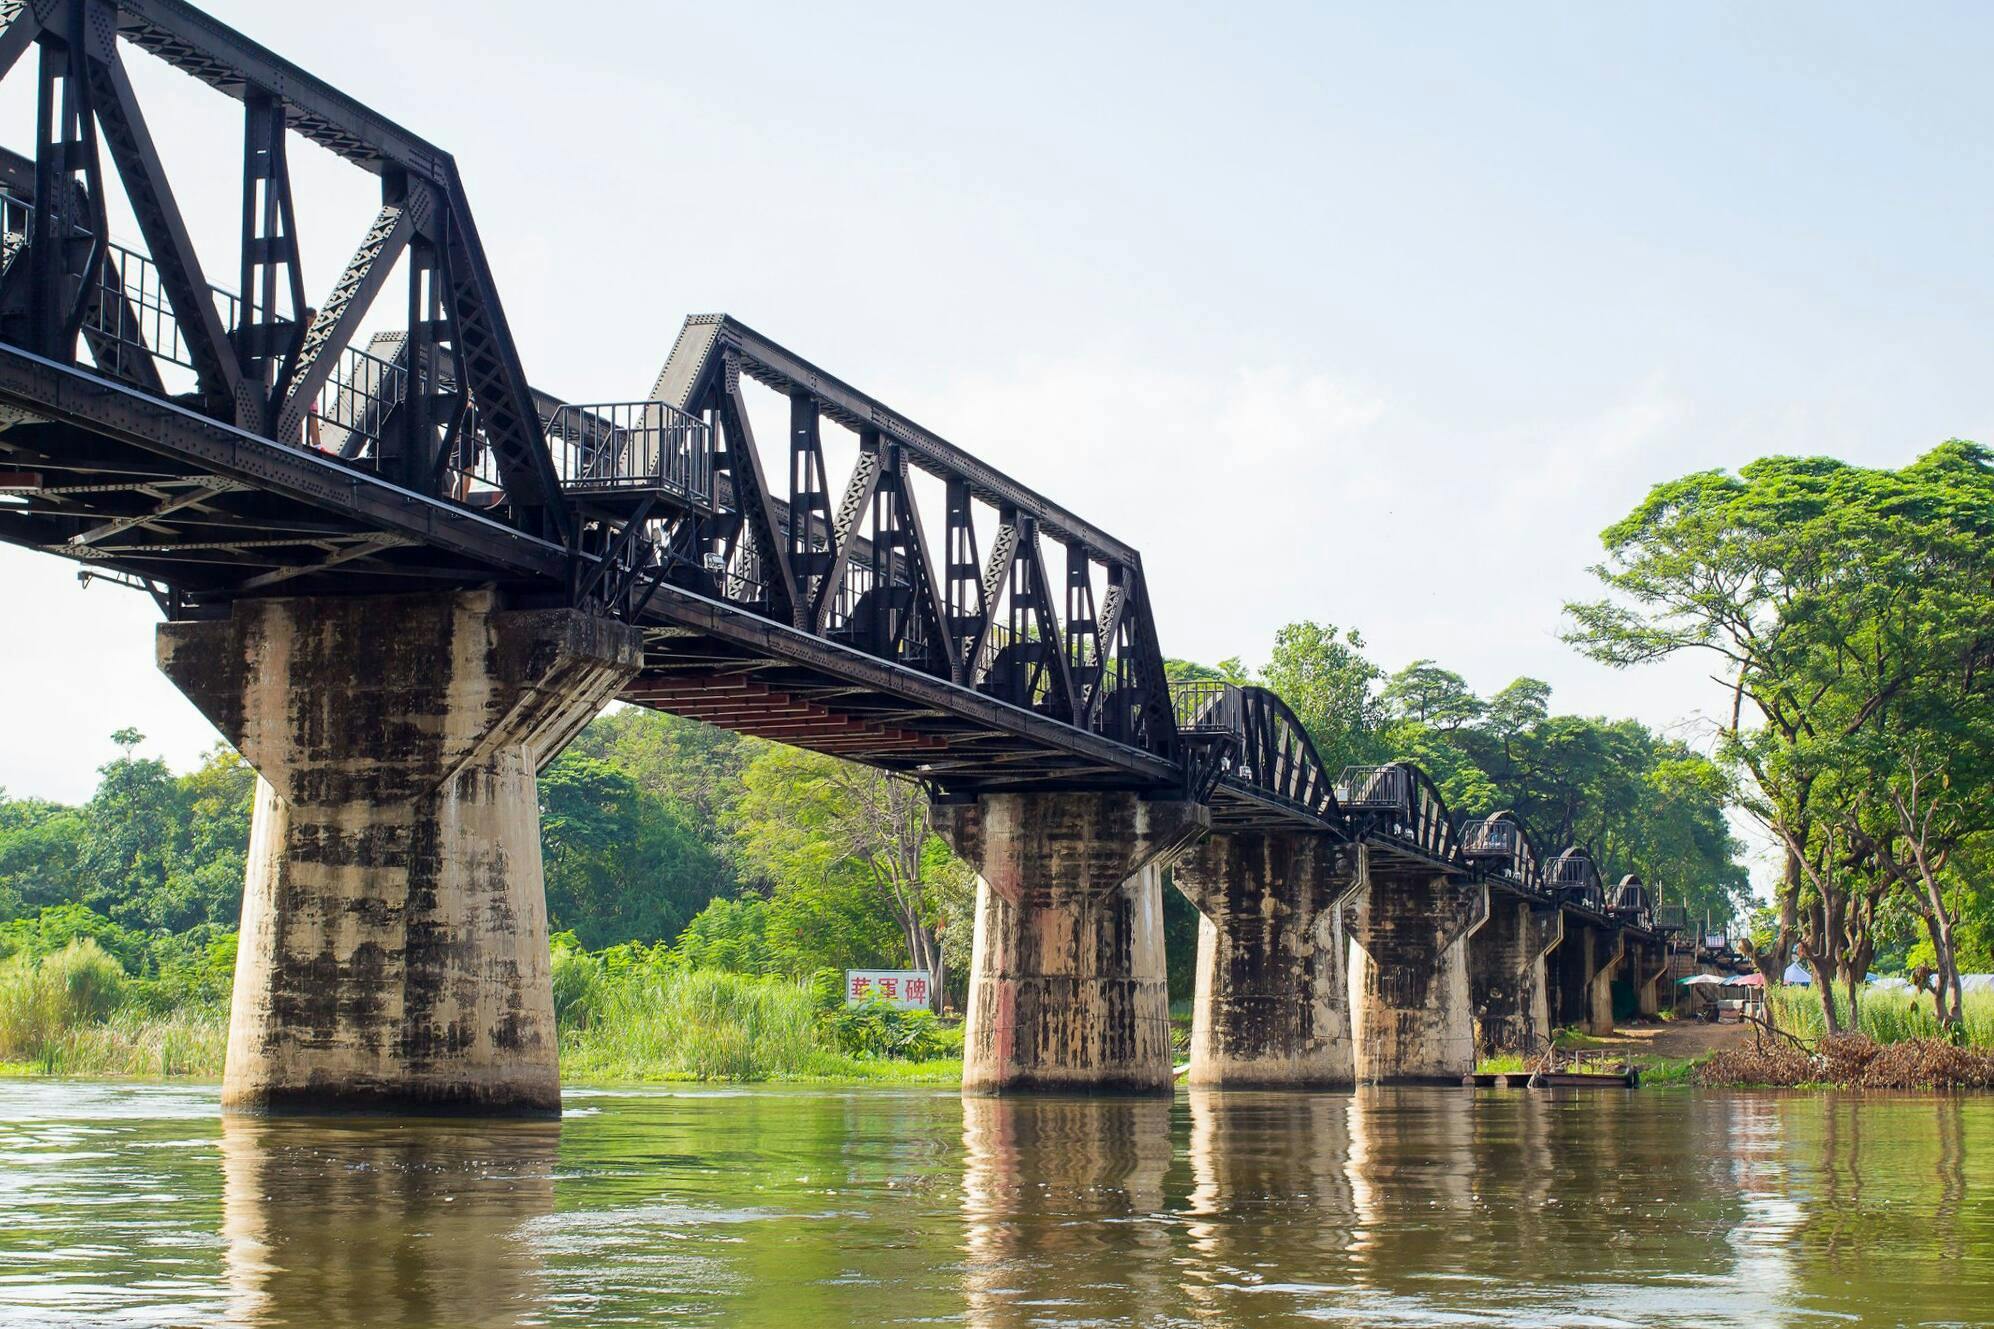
[1570,442,1994,1037]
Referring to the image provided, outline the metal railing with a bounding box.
[1,192,240,377]
[547,400,713,507]
[1169,680,1238,733]
[1652,904,1688,933]
[1337,764,1410,811]
[1459,816,1518,857]
[306,344,407,452]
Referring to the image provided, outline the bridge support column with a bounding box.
[158,590,642,1116]
[1586,930,1627,1036]
[1633,940,1669,1017]
[1172,833,1362,1089]
[933,793,1207,1095]
[1467,899,1563,1058]
[1343,863,1489,1083]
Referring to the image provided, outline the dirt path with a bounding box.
[1585,1018,1753,1061]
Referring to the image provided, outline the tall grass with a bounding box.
[1768,985,1994,1048]
[0,939,227,1077]
[556,961,962,1083]
[559,967,823,1081]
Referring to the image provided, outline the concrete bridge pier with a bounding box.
[1467,898,1564,1058]
[1587,930,1626,1034]
[1343,864,1489,1082]
[159,589,642,1116]
[1631,939,1670,1017]
[1172,833,1363,1088]
[932,793,1208,1095]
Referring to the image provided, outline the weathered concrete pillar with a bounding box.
[1632,940,1669,1017]
[1586,929,1627,1036]
[932,793,1207,1094]
[159,589,642,1116]
[1467,898,1563,1057]
[1173,833,1362,1088]
[1343,862,1489,1082]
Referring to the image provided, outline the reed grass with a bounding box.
[555,966,963,1083]
[1768,985,1994,1048]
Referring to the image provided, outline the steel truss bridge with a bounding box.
[0,0,1677,944]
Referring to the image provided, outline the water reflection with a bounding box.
[220,1115,557,1327]
[960,1095,1172,1328]
[1184,1091,1356,1316]
[0,1082,1989,1327]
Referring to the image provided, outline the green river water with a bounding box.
[0,1080,1988,1327]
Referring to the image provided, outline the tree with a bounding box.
[538,754,738,949]
[567,706,765,864]
[1381,660,1485,731]
[1257,621,1388,772]
[1567,442,1994,1030]
[77,731,188,931]
[730,745,970,1008]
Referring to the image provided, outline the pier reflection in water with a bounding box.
[0,1081,1988,1327]
[219,1116,558,1327]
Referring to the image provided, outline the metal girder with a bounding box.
[64,473,242,544]
[814,427,881,632]
[112,0,448,177]
[712,362,797,621]
[659,314,1137,565]
[0,345,567,576]
[0,1,53,85]
[76,5,255,426]
[233,531,414,590]
[273,201,413,441]
[436,163,566,537]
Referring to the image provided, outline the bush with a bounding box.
[0,938,127,1061]
[820,994,950,1061]
[1699,1032,1994,1090]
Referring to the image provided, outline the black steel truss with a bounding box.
[0,0,1667,937]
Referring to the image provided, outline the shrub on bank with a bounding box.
[1698,1033,1994,1090]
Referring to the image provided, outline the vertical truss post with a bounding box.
[1064,540,1100,722]
[383,219,447,491]
[78,2,255,426]
[787,391,832,625]
[943,478,984,678]
[25,12,105,361]
[236,90,305,420]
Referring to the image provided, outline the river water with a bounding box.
[0,1080,1987,1328]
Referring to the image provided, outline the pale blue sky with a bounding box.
[2,0,1986,896]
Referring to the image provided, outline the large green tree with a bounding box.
[730,745,972,1007]
[538,753,738,949]
[1567,442,1994,1029]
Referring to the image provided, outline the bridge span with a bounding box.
[0,0,1681,1112]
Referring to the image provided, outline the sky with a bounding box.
[2,2,1988,893]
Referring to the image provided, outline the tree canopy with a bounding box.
[1568,441,1994,1027]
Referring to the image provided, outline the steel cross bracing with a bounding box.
[0,0,1674,944]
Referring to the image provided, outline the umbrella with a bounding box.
[1678,974,1725,985]
[1782,963,1813,986]
[1726,972,1766,987]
